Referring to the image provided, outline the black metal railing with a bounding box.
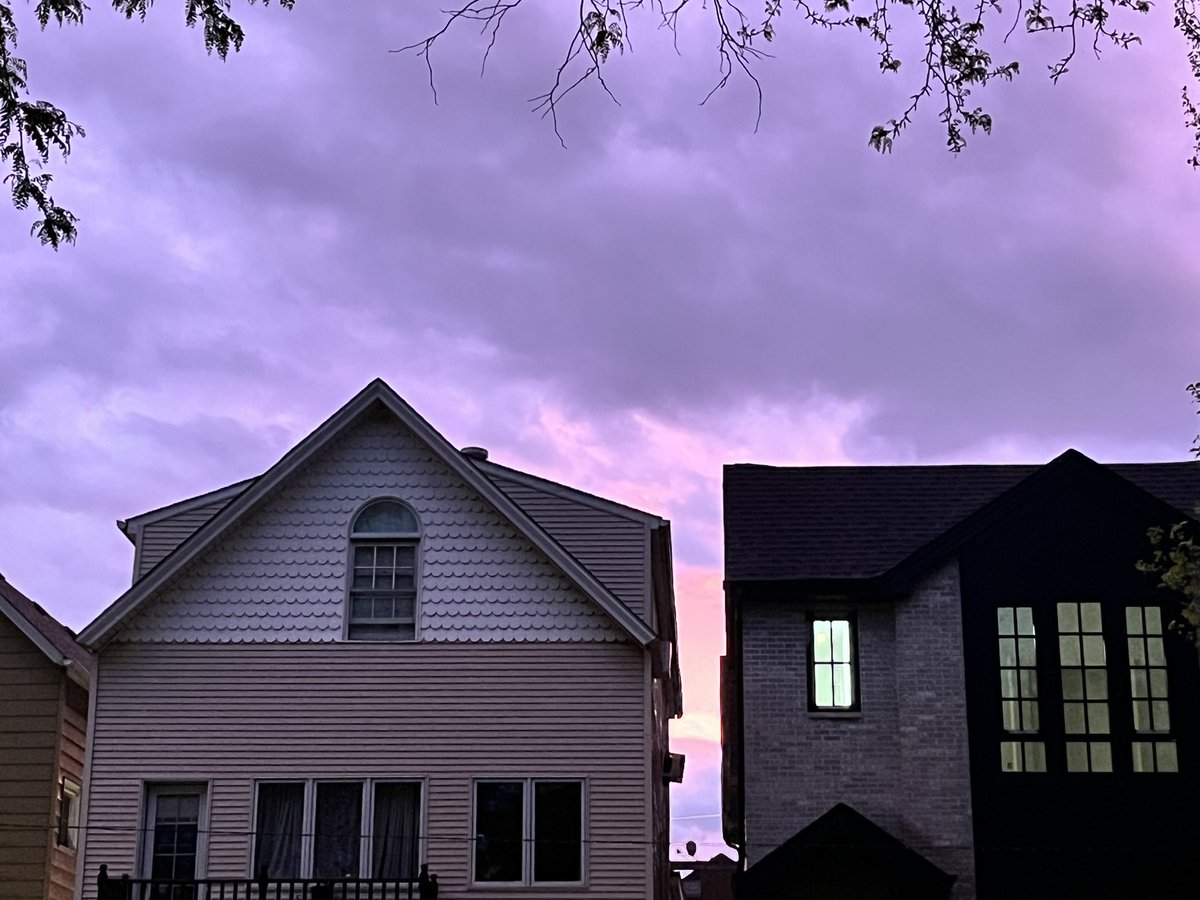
[97,865,439,900]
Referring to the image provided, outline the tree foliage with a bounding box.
[3,0,1200,247]
[1137,382,1200,647]
[0,0,294,248]
[406,0,1200,157]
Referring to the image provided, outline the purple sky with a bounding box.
[2,1,1198,861]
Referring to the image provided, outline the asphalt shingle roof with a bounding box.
[724,456,1200,582]
[0,573,92,672]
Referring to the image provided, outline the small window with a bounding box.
[473,779,584,885]
[809,616,858,712]
[141,784,207,885]
[57,778,81,849]
[347,500,420,641]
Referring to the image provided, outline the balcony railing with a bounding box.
[97,865,438,900]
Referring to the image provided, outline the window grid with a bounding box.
[998,607,1045,772]
[1058,602,1111,772]
[1127,606,1178,773]
[473,779,584,886]
[347,500,420,641]
[810,618,855,711]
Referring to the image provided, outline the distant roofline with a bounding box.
[0,574,92,683]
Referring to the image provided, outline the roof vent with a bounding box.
[460,446,489,461]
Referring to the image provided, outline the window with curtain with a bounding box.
[253,779,423,880]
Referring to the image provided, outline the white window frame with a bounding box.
[139,783,210,880]
[344,498,422,642]
[57,777,81,850]
[470,777,587,888]
[251,778,426,879]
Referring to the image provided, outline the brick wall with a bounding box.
[741,559,976,898]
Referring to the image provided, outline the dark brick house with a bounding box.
[721,450,1200,899]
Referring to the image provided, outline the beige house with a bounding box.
[77,380,683,899]
[0,574,91,900]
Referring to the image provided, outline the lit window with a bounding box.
[1127,606,1177,773]
[57,778,81,849]
[254,780,422,879]
[473,779,583,885]
[809,617,857,711]
[1058,602,1111,772]
[347,500,420,641]
[997,607,1045,772]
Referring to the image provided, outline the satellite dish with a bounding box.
[685,840,697,857]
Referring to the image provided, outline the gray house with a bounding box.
[0,574,91,900]
[722,452,1200,899]
[76,380,682,899]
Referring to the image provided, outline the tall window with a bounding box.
[473,779,584,885]
[1058,602,1111,772]
[809,617,857,711]
[997,607,1045,772]
[141,784,206,897]
[57,778,81,849]
[347,500,420,640]
[1127,606,1178,773]
[254,780,422,880]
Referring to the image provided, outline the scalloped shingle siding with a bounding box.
[114,415,622,643]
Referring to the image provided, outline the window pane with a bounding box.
[1064,703,1085,734]
[1016,607,1035,635]
[1002,700,1020,732]
[1084,669,1107,701]
[373,783,421,880]
[255,783,303,878]
[1066,742,1088,772]
[1145,607,1163,635]
[1132,742,1155,772]
[999,638,1017,667]
[1024,742,1047,773]
[1021,701,1039,731]
[1090,742,1112,773]
[1152,700,1171,732]
[1000,669,1018,699]
[812,621,832,663]
[1157,742,1179,773]
[1059,636,1080,666]
[997,607,1014,635]
[1018,638,1037,667]
[1057,602,1078,632]
[814,665,833,708]
[150,790,201,881]
[832,663,853,707]
[533,782,582,882]
[1000,742,1022,772]
[1125,607,1143,635]
[1131,669,1149,699]
[1128,638,1146,667]
[1062,670,1084,700]
[375,545,395,567]
[354,546,375,566]
[475,782,523,883]
[831,620,851,663]
[1147,638,1166,667]
[1019,669,1038,699]
[314,782,362,879]
[1086,703,1109,735]
[1082,635,1105,667]
[1133,700,1151,732]
[354,501,418,534]
[1149,669,1168,699]
[1080,603,1102,633]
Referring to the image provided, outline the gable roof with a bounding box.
[0,573,92,681]
[725,450,1200,585]
[79,379,657,649]
[738,803,955,899]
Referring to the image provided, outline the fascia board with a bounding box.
[80,379,656,649]
[0,594,67,666]
[122,477,258,532]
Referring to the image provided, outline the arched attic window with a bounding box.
[346,499,420,641]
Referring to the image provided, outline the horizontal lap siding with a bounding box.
[49,697,89,900]
[0,618,58,900]
[493,481,650,621]
[83,642,650,900]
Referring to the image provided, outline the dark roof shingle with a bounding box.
[724,455,1200,582]
[0,573,92,673]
